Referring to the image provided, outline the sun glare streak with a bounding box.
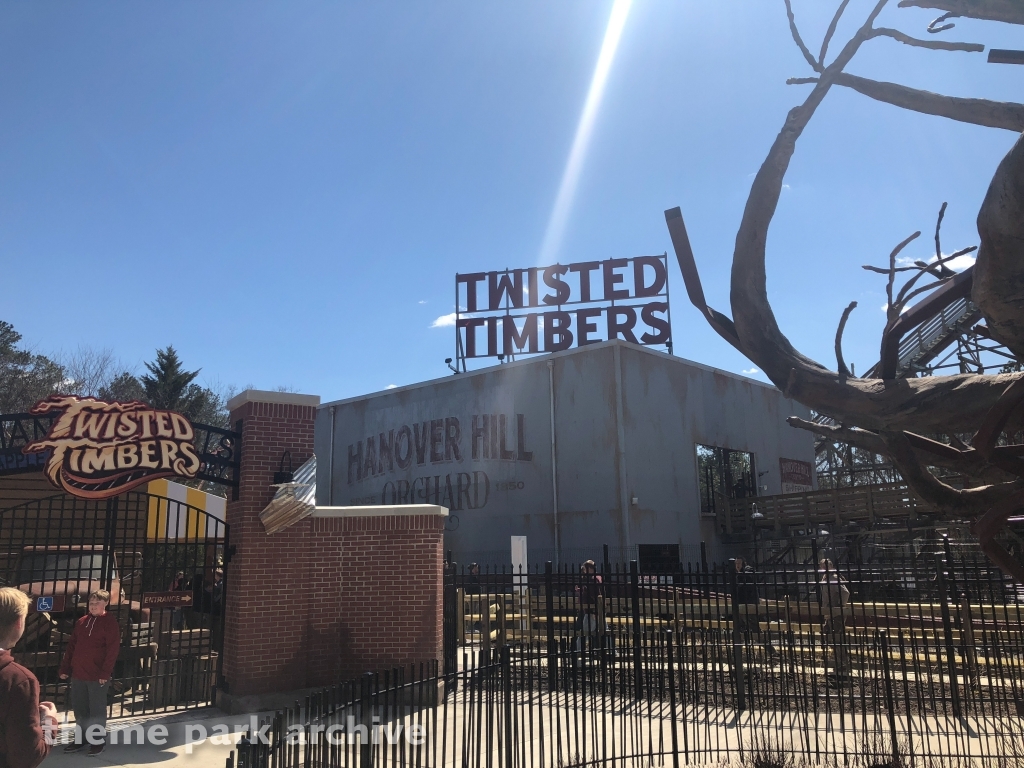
[537,0,633,265]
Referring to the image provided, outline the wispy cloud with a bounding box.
[742,367,760,375]
[895,252,976,271]
[386,384,398,389]
[431,313,457,328]
[941,251,977,272]
[418,300,427,305]
[880,302,913,314]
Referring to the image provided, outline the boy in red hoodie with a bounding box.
[0,587,56,768]
[58,590,120,755]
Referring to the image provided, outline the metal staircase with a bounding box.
[866,297,983,379]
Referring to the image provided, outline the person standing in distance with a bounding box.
[0,587,57,768]
[575,560,605,645]
[58,590,120,755]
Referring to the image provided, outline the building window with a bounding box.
[696,444,757,518]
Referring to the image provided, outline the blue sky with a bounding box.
[1,1,1020,401]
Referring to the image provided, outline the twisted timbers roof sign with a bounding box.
[23,396,202,500]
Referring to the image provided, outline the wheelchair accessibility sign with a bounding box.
[28,595,65,613]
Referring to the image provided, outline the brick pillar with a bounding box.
[220,390,446,712]
[222,390,320,701]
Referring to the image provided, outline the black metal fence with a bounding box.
[1,491,228,718]
[229,545,1024,767]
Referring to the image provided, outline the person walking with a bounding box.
[818,559,851,685]
[465,563,482,595]
[0,587,56,768]
[169,571,187,630]
[207,568,224,616]
[575,560,605,650]
[58,590,120,755]
[732,557,775,657]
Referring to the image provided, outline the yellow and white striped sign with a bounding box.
[146,479,226,541]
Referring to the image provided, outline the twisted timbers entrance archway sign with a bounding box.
[23,396,204,499]
[0,397,242,499]
[666,0,1024,581]
[0,397,241,713]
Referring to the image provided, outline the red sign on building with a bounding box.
[779,458,813,494]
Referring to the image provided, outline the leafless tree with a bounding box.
[54,346,123,397]
[668,0,1024,579]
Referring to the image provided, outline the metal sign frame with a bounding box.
[454,255,672,370]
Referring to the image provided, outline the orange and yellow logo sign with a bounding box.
[23,396,201,499]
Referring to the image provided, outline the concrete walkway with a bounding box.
[39,696,1020,768]
[42,708,265,768]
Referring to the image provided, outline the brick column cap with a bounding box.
[313,504,449,518]
[226,389,321,411]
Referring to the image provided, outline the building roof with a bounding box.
[319,338,781,410]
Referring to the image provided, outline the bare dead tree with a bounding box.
[667,0,1024,580]
[54,346,123,397]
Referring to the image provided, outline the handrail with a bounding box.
[725,481,942,533]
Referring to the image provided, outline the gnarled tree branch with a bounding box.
[820,0,853,66]
[935,201,948,260]
[832,73,1024,131]
[881,430,1024,512]
[671,0,1024,579]
[928,12,959,33]
[835,301,858,377]
[868,26,985,51]
[897,0,1024,26]
[726,0,1024,435]
[884,232,922,326]
[784,0,824,73]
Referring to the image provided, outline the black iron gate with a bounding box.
[0,490,228,717]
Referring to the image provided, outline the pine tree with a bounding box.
[0,321,65,413]
[140,347,200,411]
[137,346,223,422]
[97,371,147,404]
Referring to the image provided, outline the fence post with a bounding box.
[359,672,373,768]
[961,591,979,687]
[483,598,493,657]
[443,566,457,676]
[936,559,963,720]
[942,535,964,635]
[700,541,709,599]
[630,560,644,701]
[880,631,900,766]
[502,644,514,768]
[546,561,557,691]
[457,587,466,646]
[497,593,507,645]
[666,630,681,768]
[234,735,246,768]
[730,563,746,712]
